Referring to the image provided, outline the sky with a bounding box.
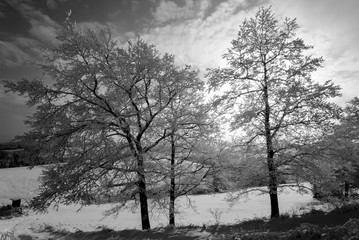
[0,0,358,142]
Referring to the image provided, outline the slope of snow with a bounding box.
[0,166,43,205]
[0,167,319,237]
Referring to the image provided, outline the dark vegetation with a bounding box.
[0,142,27,168]
[0,204,23,220]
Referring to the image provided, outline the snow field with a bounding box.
[0,166,42,205]
[0,167,319,237]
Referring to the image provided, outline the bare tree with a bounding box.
[149,85,216,226]
[207,7,341,217]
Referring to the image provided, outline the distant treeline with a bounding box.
[0,142,28,168]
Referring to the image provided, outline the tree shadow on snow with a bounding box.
[18,226,210,240]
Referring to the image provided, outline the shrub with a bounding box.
[0,205,23,219]
[0,231,15,240]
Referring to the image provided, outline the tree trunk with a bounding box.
[213,172,221,193]
[169,190,175,226]
[263,76,280,218]
[313,183,321,199]
[169,133,176,226]
[344,180,349,199]
[267,155,279,218]
[137,154,151,230]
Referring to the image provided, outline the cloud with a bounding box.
[130,0,141,12]
[0,87,33,142]
[45,0,67,9]
[152,0,195,23]
[151,0,213,24]
[26,11,60,46]
[0,1,6,18]
[269,0,359,64]
[269,0,359,104]
[28,23,58,46]
[75,20,128,41]
[4,0,61,46]
[143,0,263,70]
[0,34,45,67]
[0,41,29,67]
[75,20,139,47]
[146,0,359,106]
[0,38,43,67]
[0,0,61,66]
[142,0,359,107]
[76,21,113,32]
[46,0,57,9]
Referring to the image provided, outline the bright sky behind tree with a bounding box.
[0,0,358,142]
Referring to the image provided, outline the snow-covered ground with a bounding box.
[0,167,321,237]
[0,166,43,205]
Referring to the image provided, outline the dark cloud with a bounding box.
[0,37,43,67]
[0,89,33,142]
[0,0,62,66]
[20,4,61,45]
[45,0,68,9]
